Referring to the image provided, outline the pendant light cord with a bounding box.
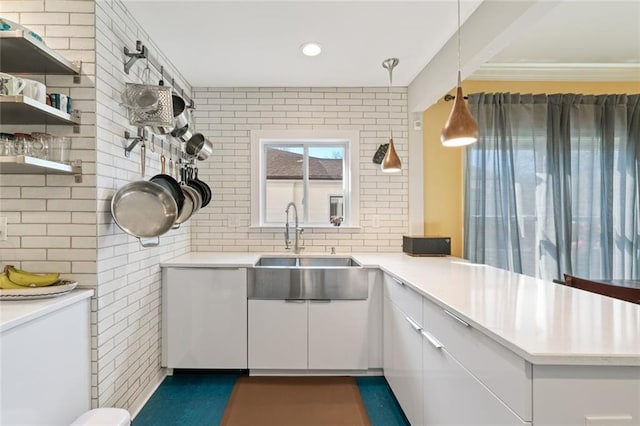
[457,0,462,87]
[389,68,393,139]
[383,58,398,140]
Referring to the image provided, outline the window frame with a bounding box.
[250,129,360,228]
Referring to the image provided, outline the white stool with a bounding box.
[71,408,131,426]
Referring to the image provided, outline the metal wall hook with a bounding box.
[124,127,147,157]
[124,40,147,74]
[382,58,399,86]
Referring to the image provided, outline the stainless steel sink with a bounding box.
[254,256,361,267]
[248,256,367,300]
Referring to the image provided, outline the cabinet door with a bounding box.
[388,300,424,426]
[308,300,368,370]
[163,268,247,369]
[383,292,394,375]
[0,298,91,426]
[423,332,528,425]
[248,300,307,369]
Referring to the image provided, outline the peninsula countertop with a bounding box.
[161,252,640,367]
[0,289,94,333]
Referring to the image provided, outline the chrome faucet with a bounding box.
[284,202,304,254]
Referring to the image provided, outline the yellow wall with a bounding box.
[423,80,640,258]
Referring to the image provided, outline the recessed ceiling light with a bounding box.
[300,42,322,57]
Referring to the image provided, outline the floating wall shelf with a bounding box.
[0,31,81,76]
[0,95,80,127]
[0,156,82,182]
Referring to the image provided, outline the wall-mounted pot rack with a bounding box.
[123,128,193,171]
[124,127,146,158]
[123,40,194,109]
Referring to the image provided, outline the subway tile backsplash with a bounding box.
[191,87,409,253]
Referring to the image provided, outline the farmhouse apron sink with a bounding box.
[247,256,368,300]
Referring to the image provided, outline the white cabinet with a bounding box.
[162,267,247,369]
[383,273,423,426]
[0,292,91,426]
[308,299,368,370]
[383,271,531,426]
[248,299,308,369]
[533,365,640,426]
[422,296,532,421]
[248,299,369,371]
[422,332,528,425]
[421,297,531,425]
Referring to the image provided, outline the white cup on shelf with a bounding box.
[0,72,26,96]
[22,79,47,104]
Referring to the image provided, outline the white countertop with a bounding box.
[162,252,640,366]
[0,289,94,333]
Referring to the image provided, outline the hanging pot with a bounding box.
[154,93,190,136]
[179,131,205,159]
[196,136,213,161]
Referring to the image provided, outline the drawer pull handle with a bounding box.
[310,299,331,303]
[285,299,306,303]
[421,330,443,349]
[391,277,405,286]
[404,315,422,332]
[444,309,470,327]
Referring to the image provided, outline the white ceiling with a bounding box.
[123,0,640,89]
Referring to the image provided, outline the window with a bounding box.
[329,196,344,226]
[251,130,360,227]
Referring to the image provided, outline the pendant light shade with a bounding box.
[440,78,478,147]
[441,0,478,147]
[381,57,401,173]
[381,138,401,173]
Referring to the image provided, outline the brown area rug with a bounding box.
[220,376,371,426]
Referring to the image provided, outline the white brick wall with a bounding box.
[94,0,190,412]
[191,87,410,253]
[0,0,97,282]
[1,0,191,414]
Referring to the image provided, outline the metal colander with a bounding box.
[122,83,174,127]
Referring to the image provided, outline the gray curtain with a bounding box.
[465,93,640,281]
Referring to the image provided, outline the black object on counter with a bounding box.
[403,236,451,256]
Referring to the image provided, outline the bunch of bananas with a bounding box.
[0,265,60,289]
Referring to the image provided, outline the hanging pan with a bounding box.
[150,150,185,214]
[190,167,212,208]
[111,148,178,246]
[111,181,178,241]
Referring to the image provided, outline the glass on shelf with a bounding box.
[48,136,70,163]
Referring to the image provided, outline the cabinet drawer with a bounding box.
[423,297,532,421]
[384,273,422,326]
[423,338,529,425]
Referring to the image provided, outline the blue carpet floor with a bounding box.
[133,373,409,426]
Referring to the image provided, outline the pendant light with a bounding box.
[381,57,401,173]
[440,0,478,147]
